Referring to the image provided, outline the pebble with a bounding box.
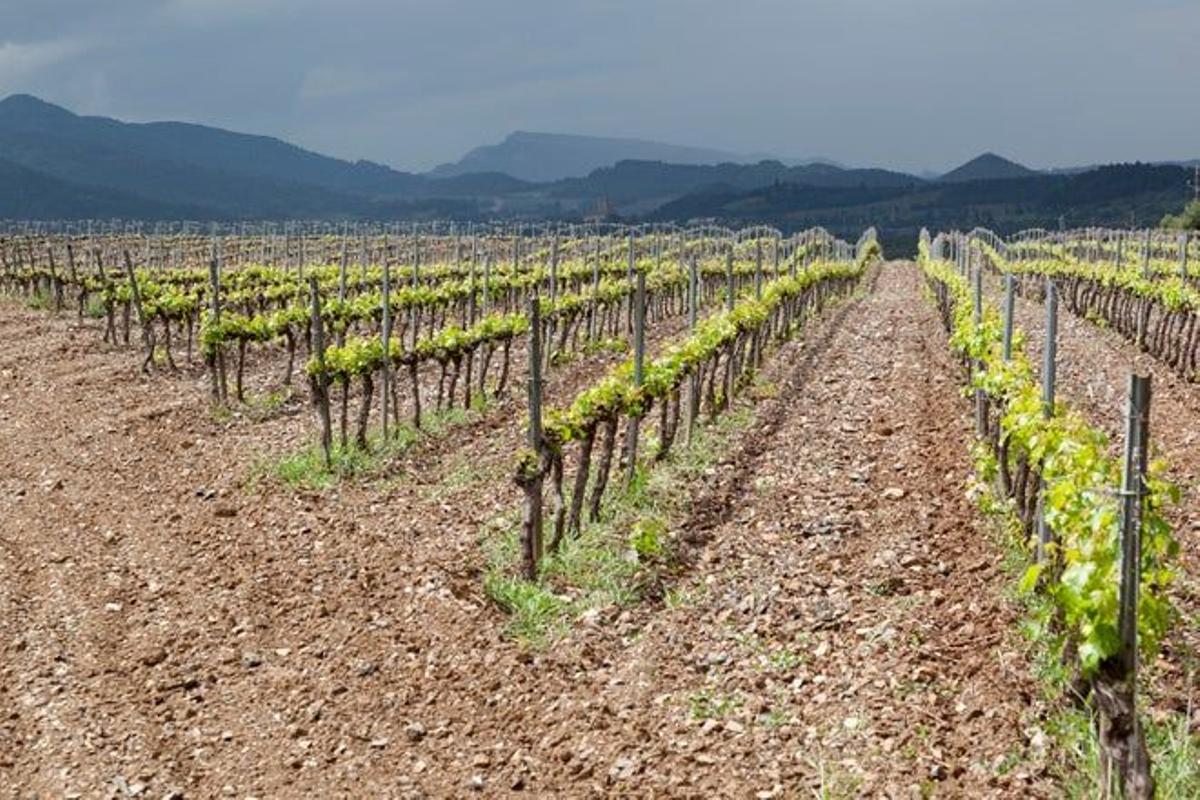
[1029,727,1048,755]
[609,756,636,781]
[141,647,168,667]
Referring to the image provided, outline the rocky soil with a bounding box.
[1,265,1056,797]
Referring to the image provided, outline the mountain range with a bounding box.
[429,130,831,182]
[434,131,777,181]
[0,94,1195,253]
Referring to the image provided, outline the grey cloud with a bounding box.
[1,0,1197,173]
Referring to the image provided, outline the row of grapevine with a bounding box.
[0,226,848,385]
[932,227,1200,381]
[1006,228,1196,279]
[2,226,875,469]
[514,231,882,580]
[920,231,1178,797]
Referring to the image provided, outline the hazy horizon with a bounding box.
[2,0,1198,174]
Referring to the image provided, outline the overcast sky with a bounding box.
[2,0,1197,174]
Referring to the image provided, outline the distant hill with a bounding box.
[546,159,923,214]
[0,94,1193,238]
[431,131,798,182]
[1049,158,1200,175]
[0,94,531,219]
[651,162,1192,254]
[0,96,913,220]
[938,152,1039,183]
[0,156,206,219]
[0,94,429,198]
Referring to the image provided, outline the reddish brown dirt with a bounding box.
[1,265,1050,798]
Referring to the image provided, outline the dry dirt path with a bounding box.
[1,265,1051,798]
[530,262,1051,797]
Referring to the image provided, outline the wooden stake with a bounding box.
[521,292,545,580]
[381,248,392,441]
[122,251,153,372]
[309,276,333,469]
[1036,278,1058,563]
[624,270,646,483]
[1094,372,1154,800]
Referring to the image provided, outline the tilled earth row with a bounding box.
[1,264,1051,798]
[575,264,1052,797]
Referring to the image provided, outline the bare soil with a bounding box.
[1,264,1052,798]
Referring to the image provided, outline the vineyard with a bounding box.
[1,222,1197,797]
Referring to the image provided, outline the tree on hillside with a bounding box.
[1161,200,1200,230]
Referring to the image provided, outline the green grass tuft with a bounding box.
[482,401,757,647]
[687,687,742,720]
[483,568,571,646]
[84,296,108,319]
[252,400,485,490]
[26,289,52,311]
[1147,708,1200,797]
